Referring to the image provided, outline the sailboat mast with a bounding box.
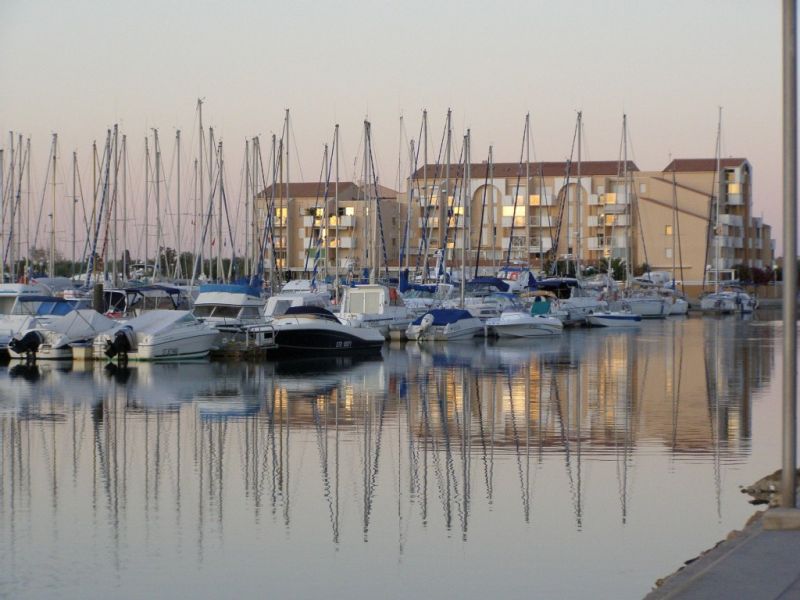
[7,134,14,280]
[422,109,428,279]
[575,111,582,278]
[50,133,57,278]
[217,139,224,282]
[122,135,128,280]
[334,124,340,301]
[0,147,4,280]
[525,113,531,266]
[244,138,250,277]
[198,99,204,278]
[460,130,470,305]
[176,130,181,279]
[443,108,451,271]
[144,137,150,277]
[72,151,77,275]
[624,114,632,282]
[156,129,163,280]
[406,138,414,272]
[713,107,723,294]
[285,109,290,282]
[112,125,119,286]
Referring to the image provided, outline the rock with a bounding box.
[741,468,800,506]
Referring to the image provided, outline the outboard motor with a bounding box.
[105,327,134,363]
[9,330,45,362]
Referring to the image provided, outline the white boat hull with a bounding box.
[587,312,642,327]
[406,317,484,341]
[485,313,563,338]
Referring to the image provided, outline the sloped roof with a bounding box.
[663,158,748,172]
[259,181,397,199]
[411,160,638,180]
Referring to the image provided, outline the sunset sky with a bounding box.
[0,0,784,256]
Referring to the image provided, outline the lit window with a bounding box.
[605,193,617,205]
[728,183,741,194]
[529,194,540,206]
[605,215,615,226]
[345,207,355,216]
[502,206,526,217]
[452,206,464,215]
[665,225,673,235]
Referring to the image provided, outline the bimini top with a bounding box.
[282,305,340,322]
[412,308,473,326]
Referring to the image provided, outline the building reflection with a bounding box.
[0,317,775,550]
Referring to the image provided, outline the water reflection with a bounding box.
[0,316,777,598]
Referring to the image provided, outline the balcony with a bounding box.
[329,215,355,228]
[719,213,743,227]
[302,216,322,227]
[529,216,553,227]
[726,193,744,206]
[331,237,356,249]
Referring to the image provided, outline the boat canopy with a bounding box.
[198,283,262,298]
[412,308,473,326]
[15,296,77,316]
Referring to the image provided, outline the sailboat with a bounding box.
[406,130,484,341]
[700,110,757,315]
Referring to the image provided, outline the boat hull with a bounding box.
[587,312,642,327]
[269,326,384,357]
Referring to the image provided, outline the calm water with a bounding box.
[0,314,786,599]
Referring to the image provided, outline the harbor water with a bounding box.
[0,313,787,599]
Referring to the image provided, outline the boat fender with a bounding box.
[389,287,399,305]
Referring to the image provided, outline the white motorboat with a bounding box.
[0,294,91,354]
[485,310,564,338]
[587,310,642,327]
[338,284,413,339]
[405,308,484,342]
[265,306,385,357]
[94,310,220,362]
[9,310,117,360]
[193,283,266,353]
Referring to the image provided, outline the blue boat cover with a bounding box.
[411,308,473,326]
[198,283,262,297]
[465,277,510,292]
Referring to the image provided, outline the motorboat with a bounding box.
[338,284,413,339]
[405,308,484,342]
[485,310,564,338]
[0,294,91,355]
[192,283,266,353]
[587,310,642,327]
[265,305,385,357]
[8,310,117,360]
[94,310,220,362]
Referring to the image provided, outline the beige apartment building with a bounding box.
[254,181,403,277]
[406,157,774,283]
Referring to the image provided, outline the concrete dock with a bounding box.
[646,510,800,599]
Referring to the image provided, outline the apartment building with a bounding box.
[408,157,774,283]
[253,181,403,277]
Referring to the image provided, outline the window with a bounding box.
[605,193,617,205]
[665,247,673,259]
[502,206,526,217]
[529,194,540,206]
[345,206,355,216]
[640,183,647,194]
[665,225,673,235]
[728,183,741,194]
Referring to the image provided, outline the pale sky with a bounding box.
[0,0,784,258]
